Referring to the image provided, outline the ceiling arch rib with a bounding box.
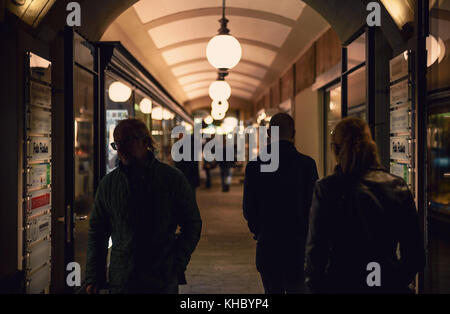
[160,38,279,54]
[171,58,268,79]
[162,43,277,68]
[133,0,306,26]
[178,69,261,86]
[183,80,257,94]
[149,15,290,50]
[178,71,261,87]
[186,88,253,101]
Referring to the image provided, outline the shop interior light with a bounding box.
[206,0,242,70]
[403,34,446,67]
[209,80,231,101]
[109,81,132,103]
[139,98,152,114]
[211,99,229,113]
[163,108,174,120]
[204,115,214,125]
[152,106,163,120]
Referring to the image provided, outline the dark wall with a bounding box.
[0,22,20,285]
[0,19,51,290]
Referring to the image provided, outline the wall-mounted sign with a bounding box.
[26,238,51,274]
[390,106,411,134]
[26,213,51,244]
[390,52,409,82]
[26,263,50,294]
[28,136,51,161]
[390,80,410,105]
[390,136,411,161]
[24,52,53,294]
[29,109,51,134]
[27,188,51,217]
[28,164,51,190]
[390,162,411,185]
[30,81,51,109]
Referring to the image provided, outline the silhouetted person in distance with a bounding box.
[218,136,235,192]
[305,117,425,294]
[174,133,200,193]
[85,118,202,294]
[243,112,319,294]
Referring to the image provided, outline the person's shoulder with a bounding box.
[296,151,317,167]
[364,168,409,191]
[154,159,187,183]
[315,172,343,190]
[99,167,121,185]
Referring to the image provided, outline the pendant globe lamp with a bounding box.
[206,0,242,71]
[211,99,229,113]
[209,71,231,101]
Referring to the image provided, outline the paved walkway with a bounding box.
[180,169,264,294]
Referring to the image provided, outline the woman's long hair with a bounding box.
[331,117,381,176]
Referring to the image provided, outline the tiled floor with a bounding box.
[180,170,264,294]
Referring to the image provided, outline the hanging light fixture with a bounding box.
[211,99,229,113]
[109,81,132,102]
[209,71,231,101]
[139,98,153,114]
[209,80,231,101]
[206,0,242,71]
[211,109,226,121]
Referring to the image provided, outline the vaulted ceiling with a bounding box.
[101,0,329,107]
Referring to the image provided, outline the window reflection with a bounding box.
[74,66,94,215]
[348,66,367,120]
[428,0,450,91]
[427,111,450,214]
[325,84,341,175]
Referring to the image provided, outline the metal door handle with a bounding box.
[75,215,88,221]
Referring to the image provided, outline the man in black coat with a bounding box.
[243,113,319,294]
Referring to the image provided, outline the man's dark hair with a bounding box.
[113,118,156,152]
[269,112,295,140]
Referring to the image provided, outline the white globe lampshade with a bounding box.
[211,109,225,121]
[204,115,214,125]
[163,108,173,120]
[139,98,152,114]
[207,35,242,70]
[209,80,231,101]
[109,81,132,102]
[152,107,163,120]
[212,99,229,113]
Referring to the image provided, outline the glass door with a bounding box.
[73,65,95,286]
[324,83,342,176]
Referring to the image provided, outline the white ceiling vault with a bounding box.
[102,0,330,108]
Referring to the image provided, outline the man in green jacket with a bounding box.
[85,118,202,294]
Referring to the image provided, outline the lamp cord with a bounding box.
[222,0,226,20]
